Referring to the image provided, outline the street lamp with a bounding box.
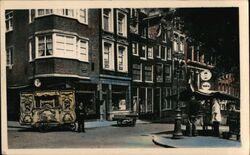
[172,53,184,139]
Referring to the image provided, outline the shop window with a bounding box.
[103,9,113,32]
[102,40,114,70]
[112,86,129,111]
[117,44,128,72]
[146,88,153,112]
[163,88,172,110]
[5,11,13,32]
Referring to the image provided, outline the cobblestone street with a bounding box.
[8,121,174,148]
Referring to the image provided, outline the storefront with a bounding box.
[99,78,131,120]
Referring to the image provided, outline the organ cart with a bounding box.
[19,90,76,132]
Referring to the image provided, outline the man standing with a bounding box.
[212,98,221,137]
[76,102,85,132]
[186,96,200,136]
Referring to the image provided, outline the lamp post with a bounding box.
[172,53,184,139]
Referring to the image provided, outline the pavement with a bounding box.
[7,119,151,130]
[152,125,241,148]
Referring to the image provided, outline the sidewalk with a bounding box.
[7,119,150,130]
[152,125,240,148]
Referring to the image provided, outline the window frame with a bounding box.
[29,9,88,25]
[6,46,14,67]
[102,9,114,33]
[132,63,142,82]
[35,32,89,62]
[144,65,153,83]
[102,39,115,71]
[163,87,172,110]
[132,42,139,56]
[5,11,13,32]
[117,44,128,72]
[165,64,172,83]
[140,44,147,60]
[116,10,127,37]
[161,46,167,61]
[147,46,154,59]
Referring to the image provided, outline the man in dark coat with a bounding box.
[186,96,200,136]
[76,102,85,132]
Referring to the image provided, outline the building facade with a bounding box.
[5,8,222,122]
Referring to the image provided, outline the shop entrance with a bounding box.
[76,91,98,119]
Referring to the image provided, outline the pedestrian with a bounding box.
[186,95,200,136]
[76,102,85,133]
[211,98,221,137]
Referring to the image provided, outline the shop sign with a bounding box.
[201,82,211,90]
[200,70,212,81]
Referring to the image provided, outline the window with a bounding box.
[35,33,88,61]
[117,45,128,72]
[132,64,142,81]
[145,65,153,82]
[141,45,147,59]
[78,40,88,62]
[5,11,13,32]
[132,42,138,56]
[142,27,147,38]
[167,48,172,60]
[54,34,76,59]
[180,37,184,53]
[103,9,113,32]
[29,9,36,23]
[117,11,127,37]
[148,46,153,59]
[161,46,167,60]
[165,65,171,83]
[103,40,114,70]
[29,9,88,24]
[37,9,53,16]
[37,35,53,57]
[79,9,88,24]
[156,45,161,58]
[140,88,153,113]
[156,64,163,82]
[173,40,178,52]
[6,47,14,66]
[163,32,167,42]
[146,88,153,112]
[163,88,172,110]
[29,40,35,61]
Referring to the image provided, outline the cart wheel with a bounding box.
[131,119,136,127]
[39,123,49,132]
[70,123,76,131]
[117,120,122,126]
